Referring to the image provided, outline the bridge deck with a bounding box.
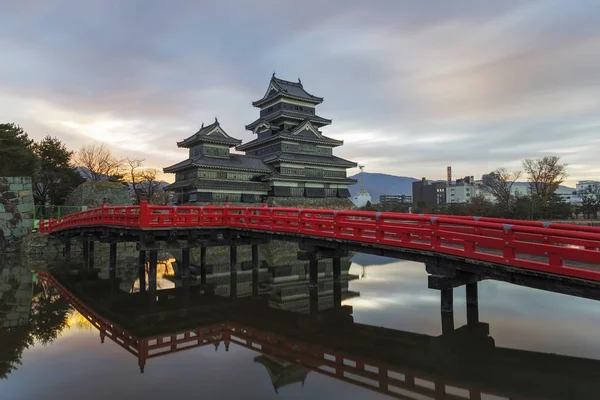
[38,202,600,283]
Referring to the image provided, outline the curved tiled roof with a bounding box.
[262,152,357,168]
[166,178,271,192]
[177,119,242,148]
[245,111,331,131]
[252,75,324,107]
[163,154,272,173]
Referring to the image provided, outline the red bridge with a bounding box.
[39,201,600,283]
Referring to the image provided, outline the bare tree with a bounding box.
[149,188,172,205]
[139,168,162,201]
[126,158,144,204]
[522,156,568,209]
[479,168,522,210]
[74,143,124,181]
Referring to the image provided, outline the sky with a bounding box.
[1,0,599,186]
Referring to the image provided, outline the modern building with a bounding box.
[576,180,600,194]
[379,194,412,204]
[164,75,357,204]
[412,178,446,206]
[446,176,476,204]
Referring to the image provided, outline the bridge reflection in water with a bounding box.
[41,251,600,400]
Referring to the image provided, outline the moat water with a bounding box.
[1,243,600,400]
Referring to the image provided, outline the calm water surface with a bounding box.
[2,248,600,400]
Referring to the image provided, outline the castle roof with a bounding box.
[252,75,324,107]
[237,120,342,151]
[245,111,332,131]
[177,119,242,148]
[163,153,272,174]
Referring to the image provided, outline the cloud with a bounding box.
[1,0,598,185]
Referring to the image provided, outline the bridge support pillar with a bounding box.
[138,250,146,293]
[309,286,319,314]
[181,248,190,281]
[148,249,158,293]
[230,270,238,298]
[441,288,454,335]
[230,243,238,273]
[333,256,341,282]
[466,282,479,326]
[88,240,95,267]
[200,247,207,284]
[309,259,318,287]
[333,256,342,308]
[251,244,259,271]
[252,269,259,296]
[333,281,342,309]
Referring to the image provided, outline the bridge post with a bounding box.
[332,256,341,282]
[148,249,158,293]
[88,240,95,267]
[466,282,479,326]
[138,250,146,293]
[252,269,259,296]
[251,244,259,271]
[181,247,190,281]
[200,247,207,284]
[309,286,319,314]
[230,243,238,273]
[230,270,238,298]
[309,259,319,314]
[333,257,342,308]
[333,281,342,309]
[441,288,454,335]
[309,259,318,287]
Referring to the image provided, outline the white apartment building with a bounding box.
[576,180,600,194]
[446,176,476,204]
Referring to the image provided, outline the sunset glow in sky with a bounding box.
[1,1,599,185]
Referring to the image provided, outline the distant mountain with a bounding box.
[348,173,418,203]
[348,172,575,204]
[510,181,575,195]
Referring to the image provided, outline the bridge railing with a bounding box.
[38,201,600,281]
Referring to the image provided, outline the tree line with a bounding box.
[0,122,170,206]
[364,156,598,220]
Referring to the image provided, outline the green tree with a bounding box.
[33,136,83,205]
[0,123,37,177]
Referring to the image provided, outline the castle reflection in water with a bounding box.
[4,247,600,400]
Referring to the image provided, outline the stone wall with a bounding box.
[65,181,132,207]
[267,196,356,210]
[0,177,34,252]
[187,197,356,210]
[0,259,33,328]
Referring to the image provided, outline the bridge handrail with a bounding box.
[38,201,600,281]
